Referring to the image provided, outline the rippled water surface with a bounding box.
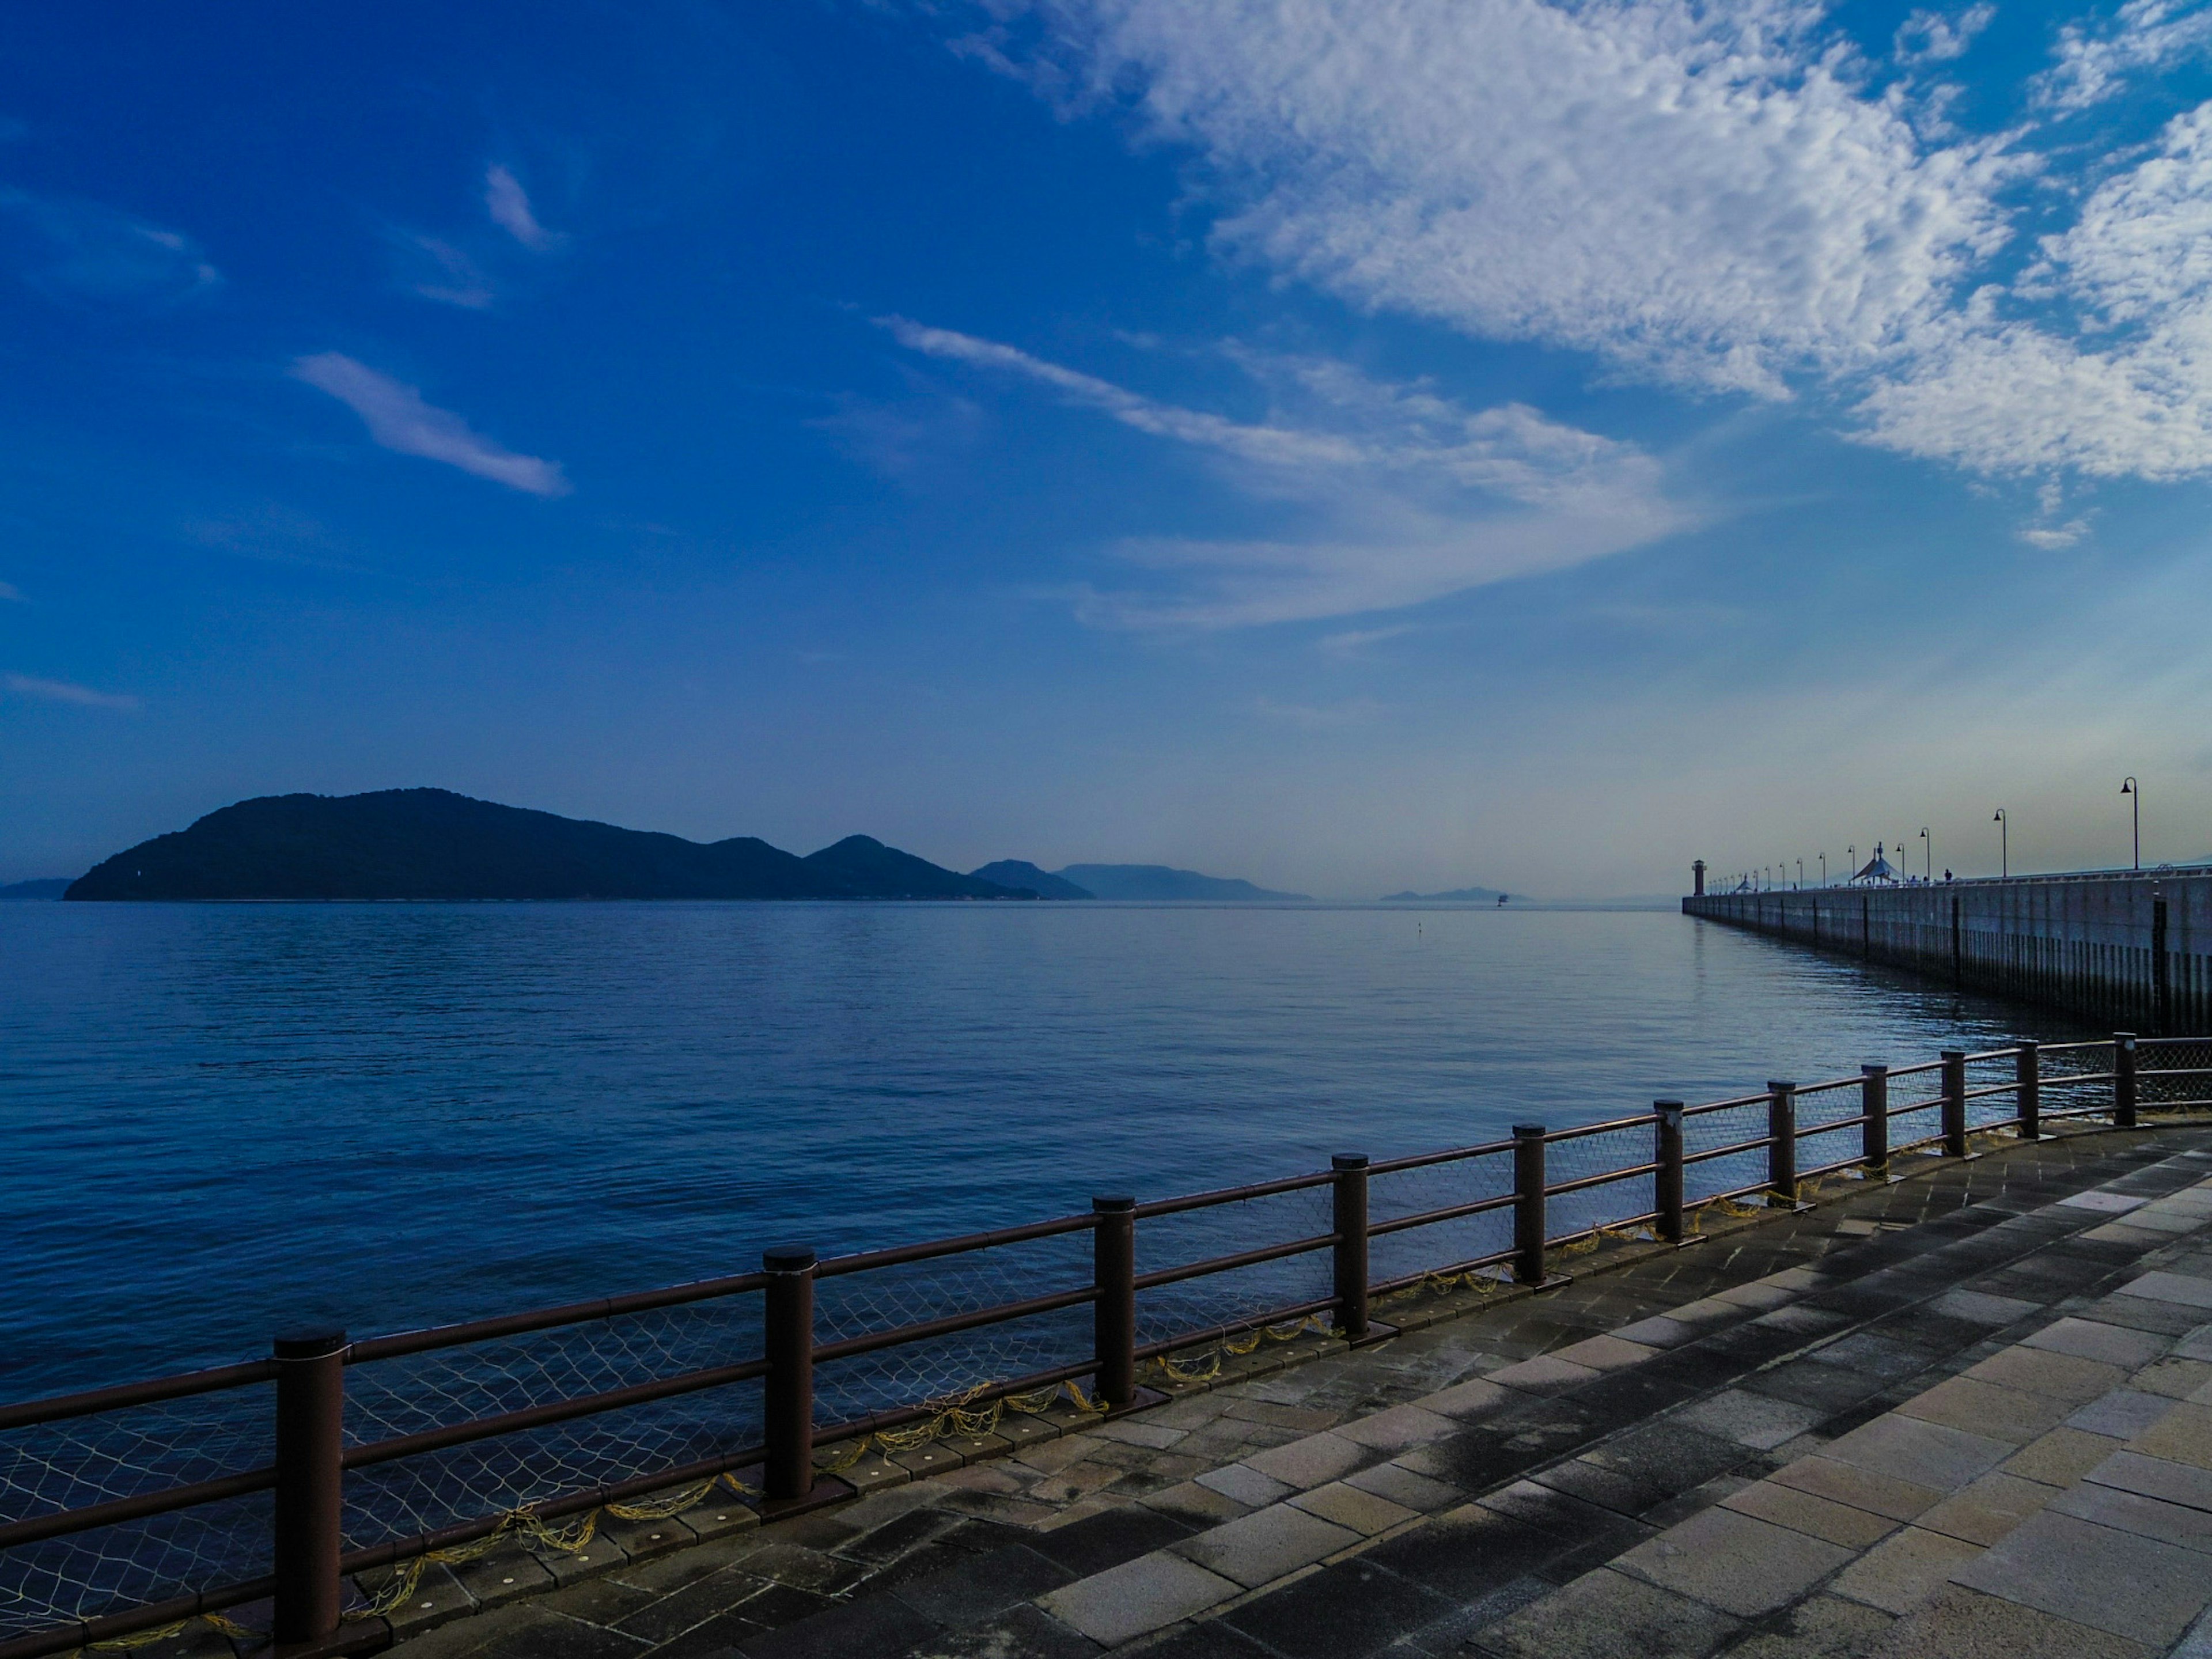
[1,901,2077,1397]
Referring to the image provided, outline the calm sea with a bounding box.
[0,901,2075,1400]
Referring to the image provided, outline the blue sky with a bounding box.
[5,0,2212,895]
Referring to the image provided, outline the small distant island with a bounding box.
[0,878,71,901]
[59,790,1308,903]
[1379,885,1508,903]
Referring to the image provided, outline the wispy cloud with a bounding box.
[957,0,2212,483]
[886,319,1694,627]
[1253,695,1385,729]
[290,353,570,496]
[484,165,565,252]
[388,230,495,309]
[0,581,22,602]
[0,187,218,305]
[6,673,138,711]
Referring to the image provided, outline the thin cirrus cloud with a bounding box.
[0,186,218,305]
[483,165,565,252]
[5,673,139,711]
[388,230,495,309]
[289,353,570,497]
[958,0,2212,484]
[883,318,1695,628]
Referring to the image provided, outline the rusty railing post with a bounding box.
[1767,1081,1797,1205]
[1093,1196,1137,1409]
[1332,1155,1370,1342]
[1861,1065,1889,1174]
[272,1329,347,1650]
[1654,1101,1685,1244]
[1941,1050,1968,1156]
[762,1246,817,1502]
[2016,1040,2040,1139]
[1512,1124,1547,1285]
[2115,1033,2138,1128]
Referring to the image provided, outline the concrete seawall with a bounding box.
[1683,868,2212,1031]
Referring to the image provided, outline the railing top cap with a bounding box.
[273,1330,346,1357]
[1092,1194,1136,1212]
[1512,1122,1544,1138]
[762,1245,816,1271]
[1332,1153,1370,1170]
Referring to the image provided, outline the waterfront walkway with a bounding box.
[359,1125,2212,1659]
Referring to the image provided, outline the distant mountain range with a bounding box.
[0,878,70,901]
[56,790,1306,904]
[1378,885,1508,903]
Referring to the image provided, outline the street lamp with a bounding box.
[1796,859,1804,888]
[1819,852,1827,886]
[2122,778,2139,870]
[1847,845,1857,882]
[1993,809,2008,878]
[1919,827,1931,882]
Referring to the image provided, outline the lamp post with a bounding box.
[1847,845,1856,883]
[2122,778,2139,870]
[1796,859,1804,888]
[1994,809,2007,878]
[1919,827,1931,882]
[1819,853,1827,886]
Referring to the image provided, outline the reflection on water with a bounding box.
[0,901,2079,1396]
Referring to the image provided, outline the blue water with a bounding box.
[0,901,2075,1402]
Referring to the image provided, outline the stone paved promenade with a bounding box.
[365,1123,2212,1659]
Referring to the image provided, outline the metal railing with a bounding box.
[5,1032,2209,1657]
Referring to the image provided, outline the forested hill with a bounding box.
[65,790,1040,902]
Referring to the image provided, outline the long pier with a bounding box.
[1684,866,2212,1030]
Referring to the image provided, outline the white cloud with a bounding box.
[887,319,1694,626]
[0,581,21,601]
[484,165,565,252]
[0,187,218,304]
[953,0,2212,482]
[6,673,138,710]
[391,231,495,309]
[2037,0,2212,112]
[290,353,570,496]
[1895,4,1994,65]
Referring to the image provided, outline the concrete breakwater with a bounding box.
[1684,868,2212,1031]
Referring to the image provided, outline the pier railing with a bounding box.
[5,1032,2209,1656]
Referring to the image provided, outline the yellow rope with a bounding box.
[805,1377,1108,1474]
[1145,1313,1334,1386]
[90,1613,260,1652]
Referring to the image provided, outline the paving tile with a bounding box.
[2049,1479,2212,1553]
[1820,1414,2012,1493]
[1331,1403,1458,1452]
[1552,1334,1664,1371]
[1768,1454,1946,1522]
[1419,1376,1510,1420]
[1032,1551,1237,1646]
[1193,1463,1293,1508]
[1342,1460,1465,1514]
[1473,1478,1655,1579]
[1720,1479,1900,1548]
[1912,1471,2061,1546]
[1955,1508,2212,1645]
[1875,1584,2158,1659]
[1362,1501,1578,1599]
[1613,1315,1703,1349]
[1170,1502,1359,1588]
[1139,1479,1251,1526]
[1488,1354,1604,1394]
[1669,1389,1825,1451]
[1713,1281,1797,1312]
[1613,1505,1853,1617]
[1473,1567,1743,1659]
[2176,1323,2212,1363]
[2133,1399,2212,1469]
[2059,1191,2151,1214]
[1717,1593,1894,1659]
[1895,1377,2074,1444]
[1242,1431,1369,1490]
[892,1601,1099,1658]
[1287,1480,1418,1536]
[1828,1525,1983,1615]
[2133,1357,2212,1398]
[1217,1555,1458,1658]
[2116,1270,2212,1310]
[1964,1346,2130,1404]
[2085,1446,2212,1510]
[2020,1317,2171,1369]
[1929,1289,2043,1326]
[1024,1503,1196,1577]
[2065,1388,2175,1440]
[736,1592,938,1658]
[2001,1426,2128,1487]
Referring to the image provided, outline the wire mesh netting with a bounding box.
[343,1295,767,1555]
[813,1231,1095,1428]
[0,1386,273,1638]
[1368,1152,1514,1287]
[2142,1039,2212,1108]
[1134,1187,1337,1354]
[2041,1042,2119,1123]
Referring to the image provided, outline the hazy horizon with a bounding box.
[6,3,2209,894]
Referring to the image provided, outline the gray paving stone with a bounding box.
[1955,1508,2212,1645]
[1169,1502,1359,1588]
[2117,1270,2212,1310]
[1912,1471,2061,1547]
[1343,1460,1465,1513]
[1419,1376,1509,1420]
[1286,1480,1418,1536]
[1242,1431,1369,1490]
[2133,1399,2212,1469]
[2065,1388,2175,1439]
[1931,1290,2043,1325]
[1032,1550,1237,1646]
[1331,1402,1458,1453]
[1819,1414,2013,1493]
[1828,1525,1983,1616]
[1895,1377,2074,1444]
[1473,1567,1742,1659]
[1768,1455,1946,1522]
[2086,1446,2212,1510]
[1195,1463,1294,1507]
[1717,1593,1894,1659]
[1488,1354,1603,1393]
[1874,1584,2160,1659]
[1552,1334,1663,1371]
[1671,1389,1824,1451]
[1613,1315,1703,1349]
[2020,1317,2171,1369]
[1720,1479,1899,1548]
[1965,1346,2130,1403]
[1613,1505,1853,1617]
[2050,1479,2212,1553]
